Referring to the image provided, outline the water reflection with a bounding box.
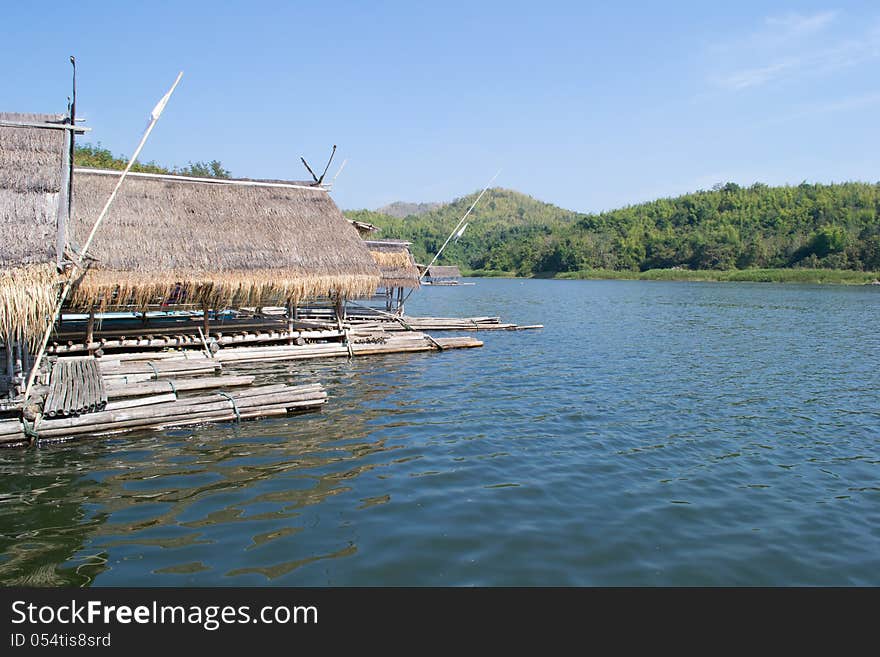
[0,354,425,585]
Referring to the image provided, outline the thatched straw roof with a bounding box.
[365,240,420,289]
[68,169,381,309]
[0,112,66,267]
[0,113,67,341]
[425,265,461,279]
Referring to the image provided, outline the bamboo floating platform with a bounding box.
[1,326,482,447]
[28,383,327,444]
[44,309,535,356]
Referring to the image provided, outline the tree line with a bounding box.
[346,182,880,274]
[74,143,230,179]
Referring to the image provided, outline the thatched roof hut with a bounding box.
[365,239,420,289]
[68,169,381,309]
[0,113,72,341]
[424,265,461,281]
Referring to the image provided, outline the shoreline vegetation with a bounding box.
[347,183,880,286]
[464,268,880,285]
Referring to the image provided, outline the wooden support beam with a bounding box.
[57,129,71,268]
[287,299,294,345]
[85,308,95,355]
[334,295,345,332]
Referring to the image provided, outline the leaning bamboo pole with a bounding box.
[400,169,500,308]
[23,72,184,400]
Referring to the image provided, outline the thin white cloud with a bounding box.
[718,58,800,90]
[765,91,880,125]
[764,11,838,37]
[710,11,880,91]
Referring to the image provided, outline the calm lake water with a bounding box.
[1,279,879,586]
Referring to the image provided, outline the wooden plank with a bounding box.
[0,119,89,132]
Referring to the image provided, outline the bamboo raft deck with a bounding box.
[45,310,537,355]
[0,379,328,447]
[0,330,481,447]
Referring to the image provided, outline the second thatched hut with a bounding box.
[365,239,420,313]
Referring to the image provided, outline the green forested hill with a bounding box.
[345,182,880,276]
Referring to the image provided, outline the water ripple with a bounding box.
[0,279,879,585]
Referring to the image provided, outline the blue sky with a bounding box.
[3,1,879,212]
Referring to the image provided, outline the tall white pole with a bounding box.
[419,169,500,283]
[80,72,183,256]
[397,169,500,310]
[24,72,184,400]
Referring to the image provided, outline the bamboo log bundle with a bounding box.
[43,357,108,417]
[31,383,327,441]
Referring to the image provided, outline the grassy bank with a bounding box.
[465,268,880,285]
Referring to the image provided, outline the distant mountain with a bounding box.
[376,201,446,218]
[346,187,582,268]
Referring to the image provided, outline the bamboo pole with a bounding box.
[23,72,184,400]
[103,393,177,412]
[401,168,500,308]
[103,375,255,399]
